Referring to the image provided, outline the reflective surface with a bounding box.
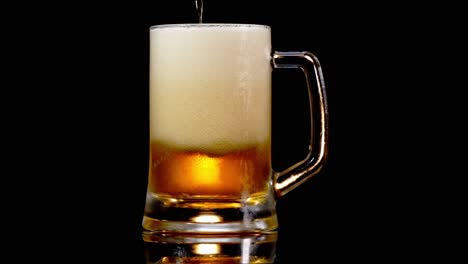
[143,232,277,263]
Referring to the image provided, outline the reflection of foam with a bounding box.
[150,25,271,153]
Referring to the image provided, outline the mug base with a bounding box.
[142,192,278,233]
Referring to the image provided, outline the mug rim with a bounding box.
[150,23,270,30]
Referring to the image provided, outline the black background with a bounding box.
[9,0,456,262]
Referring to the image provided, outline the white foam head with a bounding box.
[150,24,272,153]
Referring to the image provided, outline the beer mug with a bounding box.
[143,23,328,233]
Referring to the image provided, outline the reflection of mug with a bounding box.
[143,24,328,233]
[143,232,277,263]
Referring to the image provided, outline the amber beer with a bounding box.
[149,25,272,201]
[149,142,270,197]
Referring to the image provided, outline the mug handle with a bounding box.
[272,51,329,197]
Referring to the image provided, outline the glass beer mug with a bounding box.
[143,24,328,233]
